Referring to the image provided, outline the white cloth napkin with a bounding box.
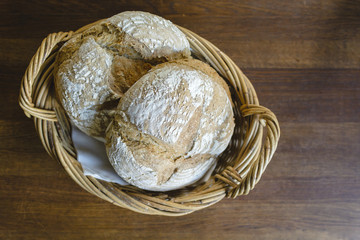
[71,124,128,185]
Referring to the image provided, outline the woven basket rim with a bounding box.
[19,18,280,216]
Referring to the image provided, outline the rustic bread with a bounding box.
[54,11,190,140]
[106,59,235,191]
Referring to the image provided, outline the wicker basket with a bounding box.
[19,20,280,216]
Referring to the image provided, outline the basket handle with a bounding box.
[215,104,280,198]
[19,32,73,121]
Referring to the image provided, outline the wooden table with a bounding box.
[1,0,359,239]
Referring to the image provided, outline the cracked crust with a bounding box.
[54,11,191,139]
[106,59,235,191]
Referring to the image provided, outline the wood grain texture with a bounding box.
[0,0,359,239]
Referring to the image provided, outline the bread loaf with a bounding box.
[54,11,191,140]
[106,59,235,191]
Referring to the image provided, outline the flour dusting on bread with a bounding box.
[106,60,234,191]
[54,11,191,139]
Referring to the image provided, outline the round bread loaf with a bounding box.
[106,59,235,191]
[54,11,191,140]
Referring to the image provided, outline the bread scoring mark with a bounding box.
[122,65,210,145]
[106,117,218,191]
[54,11,191,139]
[108,11,190,57]
[107,60,235,191]
[56,37,115,139]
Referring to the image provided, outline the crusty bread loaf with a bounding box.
[54,11,190,140]
[106,59,235,191]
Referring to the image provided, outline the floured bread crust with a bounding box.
[106,59,235,191]
[107,11,191,60]
[54,11,190,139]
[55,37,116,140]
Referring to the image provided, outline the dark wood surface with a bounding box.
[1,0,359,239]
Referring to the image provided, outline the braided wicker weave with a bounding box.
[19,20,280,216]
